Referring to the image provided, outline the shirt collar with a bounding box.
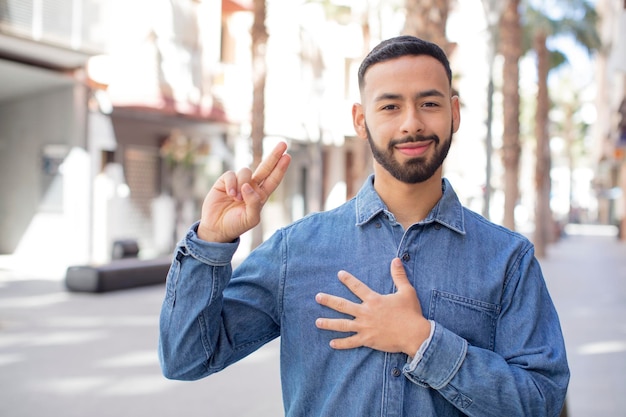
[355,175,466,235]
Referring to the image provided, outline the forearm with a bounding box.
[158,223,239,380]
[404,323,568,417]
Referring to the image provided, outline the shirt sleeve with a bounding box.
[158,222,282,381]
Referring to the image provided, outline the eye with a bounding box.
[422,101,440,108]
[381,104,399,111]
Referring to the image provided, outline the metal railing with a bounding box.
[0,0,107,53]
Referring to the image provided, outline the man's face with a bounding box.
[365,120,454,184]
[352,55,460,184]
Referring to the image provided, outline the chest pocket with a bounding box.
[428,290,500,351]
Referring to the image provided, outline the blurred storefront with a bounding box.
[0,0,367,274]
[0,0,108,273]
[0,0,254,273]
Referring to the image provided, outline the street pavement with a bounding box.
[540,224,626,417]
[0,263,283,417]
[0,224,624,417]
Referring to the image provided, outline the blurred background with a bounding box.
[0,0,624,269]
[0,0,625,416]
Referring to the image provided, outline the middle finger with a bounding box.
[251,142,288,185]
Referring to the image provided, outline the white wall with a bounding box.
[0,85,90,276]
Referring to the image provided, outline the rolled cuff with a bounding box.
[405,320,436,370]
[182,221,240,266]
[403,321,468,390]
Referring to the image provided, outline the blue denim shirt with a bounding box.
[159,176,569,417]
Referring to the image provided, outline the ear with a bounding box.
[352,103,368,140]
[451,95,461,133]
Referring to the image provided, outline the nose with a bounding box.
[400,107,424,136]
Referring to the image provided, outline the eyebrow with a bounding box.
[374,89,446,103]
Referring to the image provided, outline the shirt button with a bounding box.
[434,223,442,230]
[392,367,402,377]
[402,253,410,262]
[375,222,382,229]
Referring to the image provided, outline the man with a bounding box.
[159,36,569,416]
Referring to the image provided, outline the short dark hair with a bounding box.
[358,36,452,90]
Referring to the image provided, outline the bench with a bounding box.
[65,257,171,293]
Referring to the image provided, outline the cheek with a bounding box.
[432,117,453,137]
[367,117,397,139]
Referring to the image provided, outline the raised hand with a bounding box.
[197,142,291,243]
[315,258,431,356]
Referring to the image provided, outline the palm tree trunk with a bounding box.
[499,0,522,230]
[402,0,452,55]
[534,30,552,257]
[251,0,268,248]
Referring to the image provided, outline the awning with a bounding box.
[222,0,253,14]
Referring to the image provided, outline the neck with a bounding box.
[373,169,443,230]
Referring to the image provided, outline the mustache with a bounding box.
[388,134,440,148]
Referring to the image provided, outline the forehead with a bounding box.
[361,55,450,99]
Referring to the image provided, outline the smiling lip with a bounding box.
[395,141,432,157]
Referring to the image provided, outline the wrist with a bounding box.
[197,223,235,243]
[404,318,432,357]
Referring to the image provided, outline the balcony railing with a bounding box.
[0,0,107,53]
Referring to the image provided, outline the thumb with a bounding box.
[390,257,412,291]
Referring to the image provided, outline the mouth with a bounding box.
[394,141,432,157]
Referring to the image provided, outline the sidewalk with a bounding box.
[0,224,624,417]
[539,224,626,417]
[0,261,284,417]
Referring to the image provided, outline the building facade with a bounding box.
[0,0,253,275]
[0,0,368,275]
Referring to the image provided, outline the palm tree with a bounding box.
[499,0,522,231]
[522,0,600,257]
[402,0,454,56]
[532,23,553,257]
[250,0,268,248]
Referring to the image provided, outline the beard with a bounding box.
[366,122,453,184]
